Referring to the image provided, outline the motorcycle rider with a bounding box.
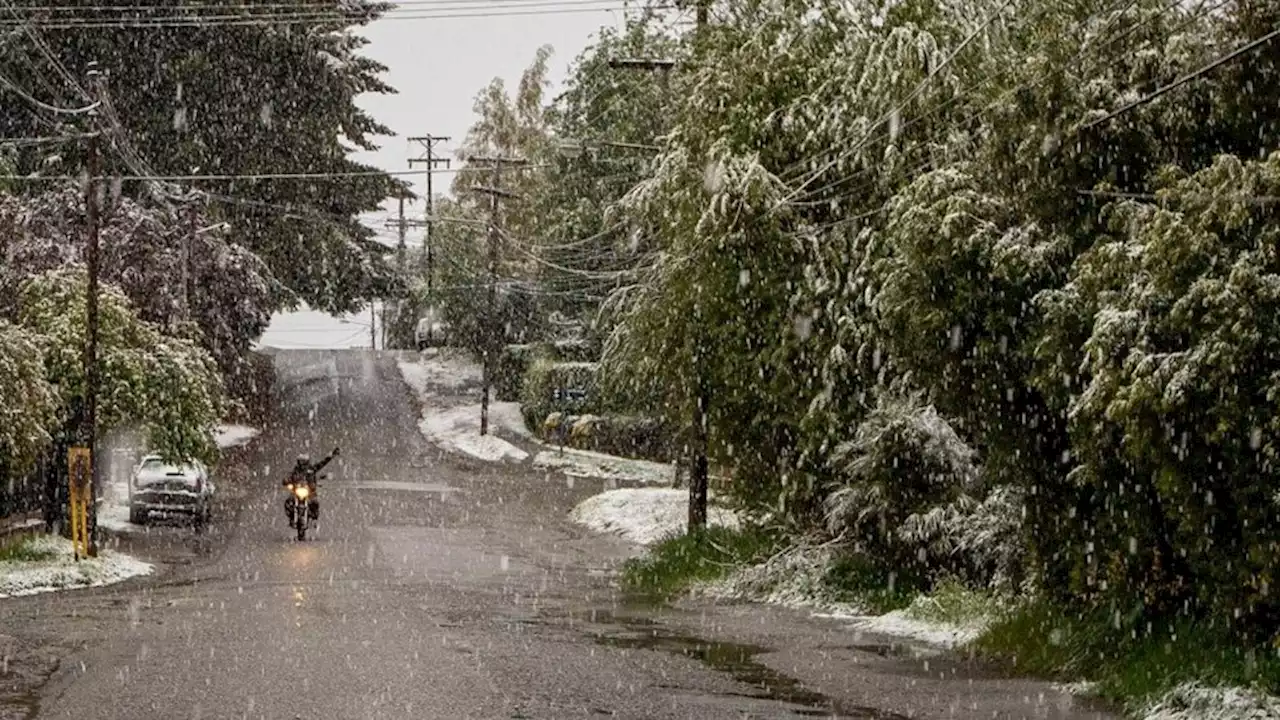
[284,446,339,524]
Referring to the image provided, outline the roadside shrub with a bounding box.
[542,413,673,462]
[621,525,780,600]
[494,344,534,401]
[520,359,599,429]
[824,391,978,578]
[550,337,597,362]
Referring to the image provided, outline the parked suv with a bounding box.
[129,455,214,528]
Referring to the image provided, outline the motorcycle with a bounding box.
[285,474,323,541]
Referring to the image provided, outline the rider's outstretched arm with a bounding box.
[312,447,340,473]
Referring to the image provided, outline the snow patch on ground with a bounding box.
[98,500,136,534]
[840,609,988,649]
[397,351,533,463]
[1142,683,1280,720]
[1052,681,1100,697]
[396,350,482,395]
[215,424,260,449]
[418,404,529,463]
[534,447,673,485]
[0,535,154,598]
[569,488,740,546]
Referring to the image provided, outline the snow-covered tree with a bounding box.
[0,1,402,313]
[1035,152,1280,621]
[826,391,978,575]
[0,187,287,380]
[18,268,225,464]
[0,321,57,474]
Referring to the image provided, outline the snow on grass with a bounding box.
[215,424,259,449]
[1141,683,1280,720]
[0,534,153,598]
[838,582,1002,649]
[418,404,529,463]
[700,543,864,615]
[701,545,996,650]
[534,447,673,485]
[1051,681,1100,697]
[570,488,740,546]
[843,607,989,649]
[396,349,482,396]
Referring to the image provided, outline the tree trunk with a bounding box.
[688,387,709,531]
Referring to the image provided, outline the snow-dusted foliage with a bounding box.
[18,268,225,464]
[825,391,978,573]
[0,321,57,473]
[436,0,1280,666]
[0,187,286,378]
[1142,682,1280,720]
[0,2,401,314]
[1034,152,1280,621]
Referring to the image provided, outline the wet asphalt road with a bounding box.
[5,349,1117,719]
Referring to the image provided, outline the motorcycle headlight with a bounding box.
[295,486,310,500]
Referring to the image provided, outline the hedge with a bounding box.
[494,344,534,401]
[520,359,600,430]
[541,413,674,463]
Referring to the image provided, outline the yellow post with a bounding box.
[68,447,91,560]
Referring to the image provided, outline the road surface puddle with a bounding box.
[579,611,909,719]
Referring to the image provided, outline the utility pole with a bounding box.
[688,0,711,532]
[383,195,410,349]
[370,301,377,349]
[691,0,711,527]
[407,135,451,301]
[82,61,104,557]
[468,155,525,436]
[607,7,710,531]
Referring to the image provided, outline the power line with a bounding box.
[0,167,532,182]
[1076,188,1280,204]
[1,0,649,12]
[1081,25,1280,131]
[0,132,98,146]
[0,3,664,28]
[0,71,100,115]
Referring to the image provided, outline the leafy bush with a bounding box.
[520,359,600,429]
[825,391,978,576]
[494,344,534,401]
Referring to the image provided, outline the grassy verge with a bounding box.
[973,600,1280,710]
[0,535,58,562]
[620,526,780,600]
[821,553,927,614]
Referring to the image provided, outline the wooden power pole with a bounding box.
[407,135,451,301]
[467,155,525,436]
[82,61,104,556]
[688,0,712,532]
[607,7,710,531]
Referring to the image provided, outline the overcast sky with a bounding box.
[350,6,639,242]
[261,5,635,347]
